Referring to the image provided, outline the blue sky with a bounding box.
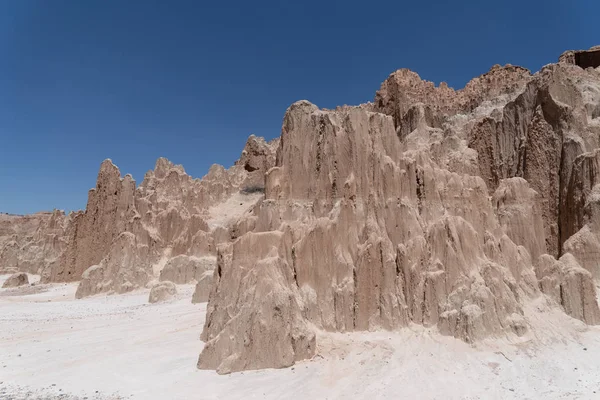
[0,0,598,214]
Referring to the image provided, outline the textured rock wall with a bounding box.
[377,58,600,259]
[0,210,70,276]
[47,160,137,282]
[199,48,600,373]
[374,64,531,128]
[199,100,541,373]
[159,255,215,284]
[45,136,278,296]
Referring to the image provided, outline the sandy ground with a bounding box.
[2,274,600,400]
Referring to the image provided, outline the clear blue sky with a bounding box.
[1,0,598,214]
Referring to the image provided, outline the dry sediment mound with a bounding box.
[149,281,177,303]
[2,272,29,288]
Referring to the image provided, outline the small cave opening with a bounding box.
[574,49,600,69]
[244,162,258,172]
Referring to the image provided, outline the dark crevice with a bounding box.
[421,277,427,325]
[415,168,424,215]
[244,163,258,172]
[331,159,338,198]
[557,141,568,257]
[395,248,411,319]
[378,244,384,321]
[574,49,600,69]
[291,246,299,289]
[315,118,326,174]
[559,283,565,308]
[352,264,357,330]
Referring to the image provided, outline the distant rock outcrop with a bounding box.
[2,272,29,288]
[48,160,137,283]
[0,211,70,276]
[374,64,531,128]
[46,137,278,297]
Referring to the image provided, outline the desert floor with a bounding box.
[1,273,600,400]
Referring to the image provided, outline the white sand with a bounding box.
[1,273,600,400]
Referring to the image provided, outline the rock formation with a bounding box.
[49,136,278,297]
[2,46,600,375]
[374,64,531,128]
[159,255,215,284]
[199,99,534,372]
[0,211,70,275]
[49,160,138,283]
[535,253,600,323]
[2,272,29,288]
[149,281,177,303]
[191,272,213,303]
[198,48,600,373]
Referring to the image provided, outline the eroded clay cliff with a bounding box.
[3,46,600,376]
[56,136,278,298]
[0,210,70,276]
[198,47,600,373]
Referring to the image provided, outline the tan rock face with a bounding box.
[48,160,137,283]
[374,65,531,128]
[199,48,600,373]
[535,253,600,323]
[2,272,29,288]
[199,100,532,372]
[191,271,213,303]
[375,58,600,260]
[562,158,600,280]
[0,210,70,276]
[236,135,279,190]
[198,235,316,374]
[75,232,154,298]
[492,178,546,259]
[159,255,215,284]
[467,67,571,256]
